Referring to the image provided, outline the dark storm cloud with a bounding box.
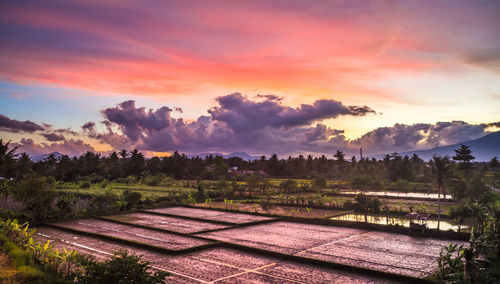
[0,114,44,133]
[208,93,374,133]
[41,132,65,142]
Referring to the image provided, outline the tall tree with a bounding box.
[0,140,18,178]
[432,155,451,230]
[452,144,475,170]
[334,150,345,162]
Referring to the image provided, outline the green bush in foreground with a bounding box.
[75,250,169,284]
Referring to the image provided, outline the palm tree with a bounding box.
[119,149,129,159]
[431,155,450,230]
[0,139,19,178]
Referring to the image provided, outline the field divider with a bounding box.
[95,215,225,244]
[40,222,219,255]
[190,218,281,235]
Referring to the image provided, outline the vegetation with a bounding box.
[1,139,500,281]
[75,251,169,284]
[0,218,169,283]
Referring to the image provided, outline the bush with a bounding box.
[280,180,298,193]
[392,179,412,194]
[144,175,162,186]
[123,190,142,210]
[75,250,169,284]
[80,181,91,189]
[343,200,354,210]
[312,177,327,190]
[350,176,383,190]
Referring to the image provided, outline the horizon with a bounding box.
[1,0,500,158]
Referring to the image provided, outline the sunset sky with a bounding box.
[1,0,499,157]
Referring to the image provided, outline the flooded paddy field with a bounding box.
[103,212,230,233]
[145,206,276,224]
[331,213,470,232]
[51,218,211,250]
[198,221,465,278]
[34,226,398,283]
[34,206,467,282]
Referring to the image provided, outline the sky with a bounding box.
[0,0,499,158]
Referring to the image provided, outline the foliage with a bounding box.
[350,176,383,191]
[312,176,327,190]
[122,190,142,210]
[280,179,298,193]
[351,193,381,222]
[0,219,78,278]
[14,174,57,223]
[79,180,91,189]
[437,197,500,283]
[74,250,169,284]
[392,179,412,194]
[453,144,475,170]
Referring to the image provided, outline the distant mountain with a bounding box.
[374,131,500,162]
[30,152,64,162]
[188,152,260,161]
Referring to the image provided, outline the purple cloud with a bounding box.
[41,132,65,142]
[13,138,95,156]
[0,114,44,133]
[82,121,96,131]
[208,93,374,133]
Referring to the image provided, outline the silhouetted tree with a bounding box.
[453,144,475,170]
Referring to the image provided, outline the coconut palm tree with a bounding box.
[431,155,450,230]
[0,139,19,178]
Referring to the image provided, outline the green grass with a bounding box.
[54,181,197,200]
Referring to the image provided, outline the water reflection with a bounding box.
[330,213,469,232]
[340,191,453,200]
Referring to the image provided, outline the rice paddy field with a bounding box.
[34,206,466,283]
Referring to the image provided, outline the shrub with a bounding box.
[144,175,162,186]
[280,179,298,193]
[343,200,354,210]
[312,177,327,190]
[75,250,169,284]
[351,176,383,190]
[123,190,142,210]
[80,181,91,189]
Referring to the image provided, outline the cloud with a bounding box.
[41,132,65,142]
[94,95,374,155]
[6,96,496,157]
[90,97,498,156]
[351,121,491,152]
[82,121,96,131]
[13,138,95,156]
[256,94,283,101]
[208,93,374,133]
[0,114,44,133]
[487,121,500,128]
